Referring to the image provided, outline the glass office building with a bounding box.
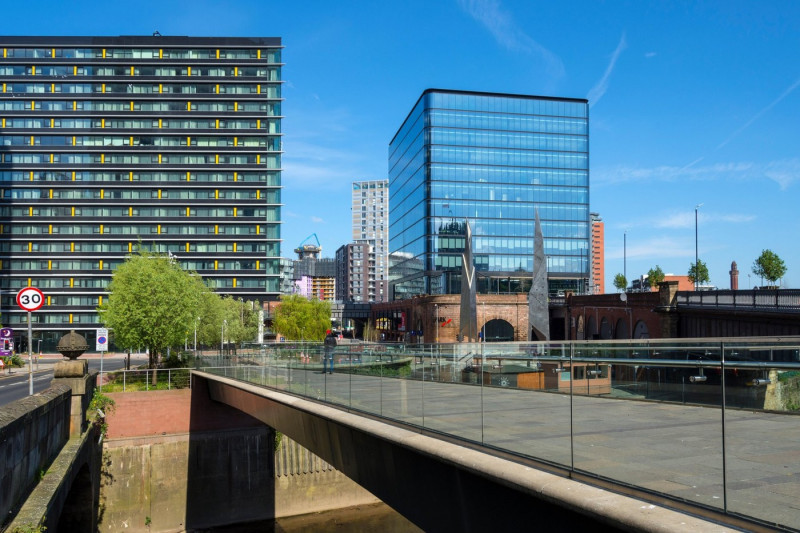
[389,89,588,300]
[0,36,282,349]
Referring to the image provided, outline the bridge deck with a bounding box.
[202,366,800,531]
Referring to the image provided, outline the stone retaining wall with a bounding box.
[0,384,71,524]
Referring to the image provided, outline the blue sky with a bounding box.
[8,0,800,290]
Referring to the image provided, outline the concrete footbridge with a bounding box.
[197,336,800,532]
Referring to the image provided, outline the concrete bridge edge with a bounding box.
[196,372,741,533]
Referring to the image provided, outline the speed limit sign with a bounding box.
[16,287,44,312]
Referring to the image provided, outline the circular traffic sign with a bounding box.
[16,287,44,312]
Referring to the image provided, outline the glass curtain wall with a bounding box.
[389,89,589,300]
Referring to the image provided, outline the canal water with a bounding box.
[194,502,423,532]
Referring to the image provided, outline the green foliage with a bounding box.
[687,259,710,285]
[613,273,627,292]
[220,296,261,345]
[646,265,665,288]
[752,249,787,284]
[99,249,213,367]
[11,524,46,533]
[3,354,24,368]
[778,371,800,383]
[89,388,117,438]
[274,431,283,453]
[273,294,331,341]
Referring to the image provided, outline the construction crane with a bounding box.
[294,233,322,259]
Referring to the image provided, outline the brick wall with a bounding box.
[105,379,262,439]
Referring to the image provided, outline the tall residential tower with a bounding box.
[0,36,283,349]
[348,179,388,302]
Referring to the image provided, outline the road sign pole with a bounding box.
[100,349,104,392]
[96,328,109,391]
[28,311,33,396]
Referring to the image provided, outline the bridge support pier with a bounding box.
[52,360,95,437]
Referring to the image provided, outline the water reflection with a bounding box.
[195,503,422,533]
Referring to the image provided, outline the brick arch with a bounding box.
[615,318,629,339]
[599,316,612,339]
[586,315,598,340]
[484,319,515,342]
[633,320,650,339]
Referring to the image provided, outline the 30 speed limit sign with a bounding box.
[16,287,44,312]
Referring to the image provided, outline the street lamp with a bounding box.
[194,317,199,354]
[434,304,439,344]
[694,204,700,290]
[623,230,627,292]
[239,297,244,326]
[221,319,227,358]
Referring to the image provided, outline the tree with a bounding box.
[687,260,709,287]
[647,265,665,289]
[613,273,627,292]
[220,296,261,345]
[273,295,331,341]
[99,250,211,371]
[752,249,787,285]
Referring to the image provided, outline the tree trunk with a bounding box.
[150,348,159,385]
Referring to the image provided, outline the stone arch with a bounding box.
[57,462,94,532]
[484,319,514,342]
[615,317,629,339]
[633,320,650,339]
[599,317,612,339]
[586,315,598,340]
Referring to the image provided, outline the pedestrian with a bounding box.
[324,330,337,374]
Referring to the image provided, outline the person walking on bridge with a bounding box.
[323,331,337,374]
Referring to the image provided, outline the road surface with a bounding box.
[0,354,148,406]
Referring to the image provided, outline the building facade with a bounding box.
[388,89,590,301]
[291,256,335,301]
[590,212,604,294]
[0,36,283,349]
[352,179,388,301]
[335,241,372,303]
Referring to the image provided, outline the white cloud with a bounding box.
[654,211,756,229]
[606,236,693,260]
[594,159,798,189]
[311,216,325,223]
[763,159,800,190]
[717,77,800,149]
[644,52,657,58]
[458,0,564,79]
[587,33,628,108]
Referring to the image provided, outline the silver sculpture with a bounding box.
[528,210,550,341]
[460,219,478,342]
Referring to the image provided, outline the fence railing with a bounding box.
[200,338,800,532]
[99,368,192,392]
[676,288,800,311]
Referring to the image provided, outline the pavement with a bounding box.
[0,352,146,379]
[220,365,800,531]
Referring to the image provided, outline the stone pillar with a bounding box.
[656,281,680,338]
[52,360,97,437]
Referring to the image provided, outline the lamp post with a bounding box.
[695,203,703,291]
[221,319,227,359]
[623,231,627,292]
[194,317,199,354]
[434,304,439,344]
[239,297,244,326]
